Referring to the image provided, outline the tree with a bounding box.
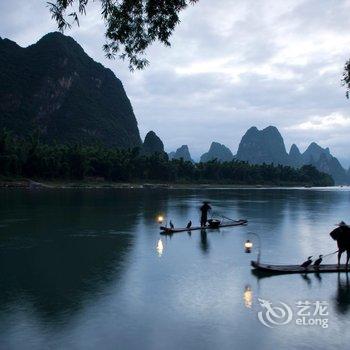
[342,59,350,98]
[48,0,198,70]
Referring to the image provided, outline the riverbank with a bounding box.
[0,178,342,189]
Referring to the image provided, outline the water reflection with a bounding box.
[243,285,253,308]
[251,268,350,319]
[1,187,350,349]
[315,272,322,283]
[334,273,350,314]
[0,189,139,321]
[200,230,209,254]
[301,273,312,287]
[156,239,164,257]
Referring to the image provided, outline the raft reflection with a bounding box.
[334,272,350,314]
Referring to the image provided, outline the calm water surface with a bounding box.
[1,187,350,350]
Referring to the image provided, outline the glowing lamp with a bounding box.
[245,239,253,253]
[157,215,164,224]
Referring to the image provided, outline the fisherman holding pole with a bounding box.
[200,201,212,227]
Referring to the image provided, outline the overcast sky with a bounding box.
[1,0,350,164]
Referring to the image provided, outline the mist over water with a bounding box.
[1,188,350,349]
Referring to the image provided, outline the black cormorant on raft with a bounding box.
[251,221,348,275]
[300,256,313,268]
[251,260,349,274]
[160,219,247,234]
[313,255,323,267]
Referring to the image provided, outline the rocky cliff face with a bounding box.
[0,32,141,148]
[236,126,289,165]
[200,142,234,162]
[169,145,193,162]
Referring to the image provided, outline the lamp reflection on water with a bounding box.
[156,239,164,257]
[243,285,253,308]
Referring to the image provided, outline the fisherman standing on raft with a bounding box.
[200,201,212,227]
[330,221,350,268]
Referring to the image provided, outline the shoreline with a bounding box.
[0,179,344,190]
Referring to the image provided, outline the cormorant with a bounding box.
[313,255,323,267]
[300,256,313,268]
[170,220,174,229]
[186,220,192,229]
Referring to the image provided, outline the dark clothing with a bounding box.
[200,203,211,226]
[330,226,350,251]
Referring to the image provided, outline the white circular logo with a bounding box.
[258,298,293,328]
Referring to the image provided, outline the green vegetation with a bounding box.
[49,0,199,70]
[0,32,141,148]
[0,130,334,186]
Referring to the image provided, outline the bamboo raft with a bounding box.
[160,219,248,235]
[251,260,349,274]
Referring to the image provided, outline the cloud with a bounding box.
[1,0,350,161]
[287,112,350,131]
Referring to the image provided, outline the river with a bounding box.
[0,187,350,349]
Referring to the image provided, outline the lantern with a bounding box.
[157,215,164,224]
[244,239,253,253]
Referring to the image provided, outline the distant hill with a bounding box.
[142,131,166,157]
[200,142,234,162]
[169,145,193,162]
[302,142,331,164]
[236,126,289,165]
[0,32,141,148]
[235,126,349,184]
[300,143,348,184]
[289,144,303,168]
[338,157,350,169]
